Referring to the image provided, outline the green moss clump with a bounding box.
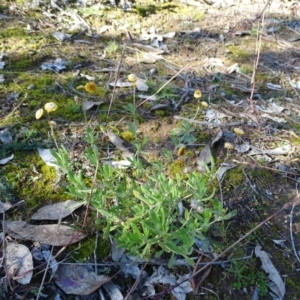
[227,45,253,63]
[168,159,184,177]
[71,235,111,262]
[120,130,135,142]
[3,152,68,217]
[224,167,244,189]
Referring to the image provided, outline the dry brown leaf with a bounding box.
[6,243,33,285]
[31,200,84,220]
[54,264,110,295]
[5,221,86,246]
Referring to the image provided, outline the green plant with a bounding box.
[105,40,119,55]
[227,259,269,296]
[51,127,236,267]
[146,79,177,100]
[171,120,197,147]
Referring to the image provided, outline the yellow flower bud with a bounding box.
[194,90,202,99]
[127,74,137,83]
[233,128,245,136]
[201,101,208,107]
[224,142,234,149]
[44,102,58,113]
[35,108,44,120]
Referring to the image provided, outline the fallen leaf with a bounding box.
[248,144,292,156]
[38,148,57,167]
[234,143,250,153]
[216,163,236,182]
[82,101,105,111]
[107,131,133,160]
[31,200,84,220]
[102,281,124,300]
[211,130,223,146]
[41,58,68,72]
[54,264,110,295]
[0,154,14,165]
[6,243,33,285]
[80,73,96,81]
[266,83,282,90]
[144,266,192,300]
[0,129,12,144]
[5,221,86,246]
[255,245,285,299]
[42,250,58,275]
[0,201,13,213]
[52,32,72,41]
[197,145,212,172]
[138,94,157,101]
[261,113,286,123]
[136,77,149,91]
[109,78,132,88]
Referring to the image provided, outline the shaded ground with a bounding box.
[1,0,300,299]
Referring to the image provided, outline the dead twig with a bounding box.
[290,185,300,264]
[107,43,126,117]
[174,115,253,128]
[248,3,270,115]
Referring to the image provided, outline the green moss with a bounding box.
[3,152,68,217]
[291,137,300,145]
[0,27,27,38]
[168,159,184,176]
[250,168,273,186]
[71,235,111,262]
[227,45,253,63]
[154,110,166,117]
[120,130,135,142]
[224,167,244,188]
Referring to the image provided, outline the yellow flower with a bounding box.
[35,108,44,120]
[194,90,202,99]
[44,102,58,113]
[127,74,137,83]
[233,128,245,136]
[224,142,234,149]
[85,82,97,94]
[201,101,208,108]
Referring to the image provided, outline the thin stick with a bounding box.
[107,43,126,117]
[248,0,271,114]
[290,185,300,264]
[174,115,251,128]
[35,246,55,300]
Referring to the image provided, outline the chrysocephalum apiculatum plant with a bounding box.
[51,123,237,267]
